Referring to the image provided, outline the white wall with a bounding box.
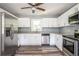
[18,33,41,46]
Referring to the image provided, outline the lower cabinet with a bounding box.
[50,33,63,51]
[18,33,41,46]
[50,34,57,46]
[18,33,63,51]
[55,34,63,51]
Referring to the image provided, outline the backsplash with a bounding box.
[14,24,79,35]
[42,27,59,33]
[18,27,60,33]
[18,27,31,33]
[18,24,79,34]
[59,24,79,35]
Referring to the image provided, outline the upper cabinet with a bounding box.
[58,13,69,27]
[18,18,30,27]
[18,18,58,28]
[5,13,18,31]
[5,18,18,31]
[58,4,79,27]
[5,18,18,26]
[41,18,58,27]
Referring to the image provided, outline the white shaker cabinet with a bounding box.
[41,18,58,27]
[50,33,57,46]
[18,18,30,27]
[18,33,41,46]
[58,14,69,27]
[55,34,63,51]
[50,33,63,51]
[5,18,18,31]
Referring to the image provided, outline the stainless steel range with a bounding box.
[63,36,79,56]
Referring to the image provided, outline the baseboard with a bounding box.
[19,45,57,47]
[42,44,50,46]
[49,45,56,47]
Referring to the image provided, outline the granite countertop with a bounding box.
[63,35,79,41]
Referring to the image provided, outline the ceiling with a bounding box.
[0,3,77,18]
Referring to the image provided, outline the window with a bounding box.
[31,19,42,32]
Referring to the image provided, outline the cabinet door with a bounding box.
[58,16,64,27]
[55,35,58,47]
[24,34,41,45]
[50,34,57,46]
[41,18,57,27]
[18,34,41,46]
[18,18,30,27]
[56,35,63,51]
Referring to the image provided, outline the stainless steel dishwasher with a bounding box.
[41,34,50,46]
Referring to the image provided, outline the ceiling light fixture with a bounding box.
[32,7,35,13]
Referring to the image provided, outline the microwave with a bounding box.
[69,11,79,24]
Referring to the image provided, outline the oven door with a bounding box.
[63,37,78,56]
